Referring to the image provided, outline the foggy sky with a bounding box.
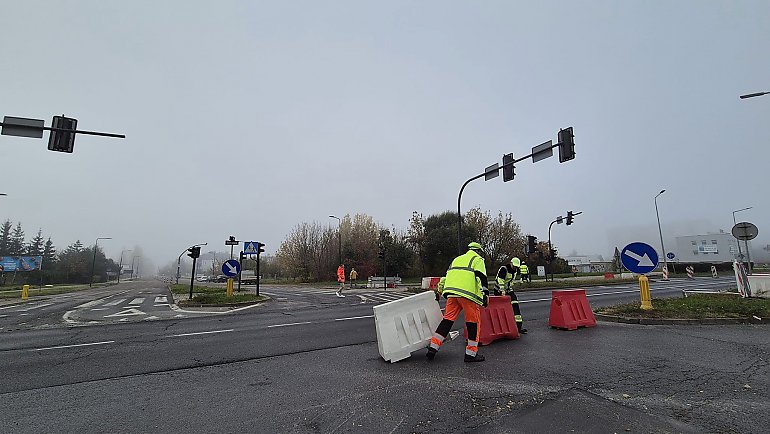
[1,1,769,268]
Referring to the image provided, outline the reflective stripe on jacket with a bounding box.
[520,265,529,274]
[442,250,486,305]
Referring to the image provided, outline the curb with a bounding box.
[595,313,769,325]
[176,296,272,308]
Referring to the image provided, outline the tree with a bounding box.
[8,222,25,255]
[43,237,57,264]
[27,229,45,256]
[422,211,475,276]
[0,220,11,256]
[406,211,427,277]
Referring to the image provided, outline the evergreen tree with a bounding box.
[65,240,84,254]
[0,220,11,256]
[43,237,57,263]
[8,222,25,255]
[27,229,45,256]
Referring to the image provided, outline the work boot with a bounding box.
[464,354,485,363]
[426,348,437,360]
[519,328,528,334]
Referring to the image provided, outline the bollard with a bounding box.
[639,276,652,310]
[662,265,669,280]
[711,266,718,279]
[686,266,694,279]
[226,278,234,297]
[21,284,30,300]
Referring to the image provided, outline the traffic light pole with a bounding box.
[189,256,197,300]
[548,219,558,282]
[457,152,539,253]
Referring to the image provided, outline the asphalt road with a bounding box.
[2,276,766,433]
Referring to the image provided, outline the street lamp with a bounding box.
[117,249,132,284]
[739,91,769,99]
[329,215,342,265]
[733,206,753,265]
[654,190,667,276]
[90,237,112,287]
[176,242,207,284]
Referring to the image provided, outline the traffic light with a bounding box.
[558,127,575,163]
[502,153,515,182]
[48,115,78,153]
[257,242,265,254]
[187,246,201,259]
[549,248,558,261]
[527,235,537,255]
[566,211,574,225]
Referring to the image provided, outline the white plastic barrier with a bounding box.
[747,274,770,298]
[421,277,431,289]
[373,291,443,363]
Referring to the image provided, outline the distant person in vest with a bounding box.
[349,267,358,288]
[497,257,527,334]
[520,261,530,283]
[427,242,489,363]
[336,264,346,298]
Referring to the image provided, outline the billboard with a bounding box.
[0,256,43,272]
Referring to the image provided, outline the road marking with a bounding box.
[145,316,159,320]
[0,314,6,318]
[75,300,104,309]
[90,308,109,311]
[335,315,374,321]
[166,329,234,338]
[104,308,145,317]
[154,296,167,303]
[21,303,53,311]
[32,340,115,352]
[104,298,125,307]
[267,321,312,328]
[128,298,144,305]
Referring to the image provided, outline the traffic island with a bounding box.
[169,283,270,307]
[595,293,770,325]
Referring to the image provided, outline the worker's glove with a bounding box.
[434,290,440,301]
[482,288,490,307]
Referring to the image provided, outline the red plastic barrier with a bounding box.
[464,296,520,345]
[604,272,615,279]
[549,289,596,330]
[429,277,441,289]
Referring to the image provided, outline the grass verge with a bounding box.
[596,294,770,319]
[169,284,226,294]
[179,293,269,306]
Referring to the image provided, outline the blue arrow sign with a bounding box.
[222,259,241,278]
[666,252,675,260]
[621,242,659,274]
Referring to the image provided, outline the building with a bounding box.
[565,255,613,273]
[673,232,740,263]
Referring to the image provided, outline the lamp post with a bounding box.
[733,206,753,270]
[176,243,207,284]
[329,215,342,265]
[654,190,667,276]
[90,237,112,287]
[117,249,132,284]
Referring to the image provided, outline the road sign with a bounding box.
[225,239,239,246]
[531,140,553,163]
[222,259,241,277]
[666,252,675,260]
[621,242,659,274]
[484,163,499,181]
[243,241,258,255]
[1,116,44,138]
[732,222,758,241]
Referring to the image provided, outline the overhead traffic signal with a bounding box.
[48,115,78,153]
[549,248,558,261]
[558,127,575,163]
[566,211,574,225]
[257,242,265,254]
[187,246,201,259]
[526,235,537,255]
[502,153,515,182]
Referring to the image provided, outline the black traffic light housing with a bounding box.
[257,242,265,254]
[566,211,574,226]
[48,115,78,153]
[187,246,201,259]
[526,235,537,255]
[502,153,515,182]
[558,127,575,163]
[549,248,558,261]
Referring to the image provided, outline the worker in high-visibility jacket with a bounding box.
[336,264,346,298]
[428,242,489,363]
[497,257,527,334]
[520,261,530,283]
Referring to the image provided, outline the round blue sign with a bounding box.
[620,242,659,274]
[666,252,675,260]
[221,259,241,277]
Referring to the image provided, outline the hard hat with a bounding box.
[510,257,521,267]
[467,242,484,252]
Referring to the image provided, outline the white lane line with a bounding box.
[267,321,312,328]
[165,329,234,338]
[128,298,144,305]
[0,304,23,310]
[32,340,115,352]
[154,296,167,303]
[90,308,109,311]
[104,298,125,307]
[335,315,374,321]
[21,303,53,311]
